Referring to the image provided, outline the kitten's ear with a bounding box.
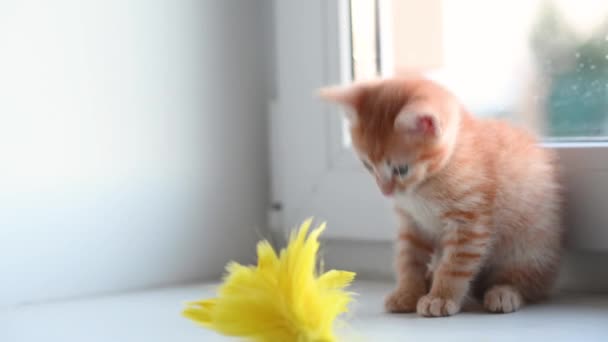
[317,84,364,124]
[317,84,363,108]
[394,110,441,138]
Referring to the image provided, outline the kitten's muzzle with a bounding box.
[376,177,395,196]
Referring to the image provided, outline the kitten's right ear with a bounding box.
[317,84,364,124]
[317,85,362,106]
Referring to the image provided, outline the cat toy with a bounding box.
[182,218,357,342]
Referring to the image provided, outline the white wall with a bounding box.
[0,0,269,307]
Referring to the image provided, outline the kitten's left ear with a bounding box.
[394,110,441,138]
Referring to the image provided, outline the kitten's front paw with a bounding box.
[416,294,460,317]
[385,288,423,313]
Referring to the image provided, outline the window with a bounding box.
[349,0,608,139]
[272,0,608,245]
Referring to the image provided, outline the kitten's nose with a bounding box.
[381,185,394,196]
[376,177,394,196]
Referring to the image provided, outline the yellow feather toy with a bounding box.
[182,219,356,342]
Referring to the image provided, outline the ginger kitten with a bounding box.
[319,76,562,317]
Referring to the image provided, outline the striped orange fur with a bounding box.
[319,76,563,317]
[443,236,489,247]
[454,252,482,259]
[398,232,434,253]
[443,270,474,278]
[441,211,478,222]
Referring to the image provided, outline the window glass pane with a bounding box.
[350,0,608,139]
[350,0,380,80]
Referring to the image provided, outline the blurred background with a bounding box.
[2,0,608,327]
[0,0,272,308]
[351,0,608,137]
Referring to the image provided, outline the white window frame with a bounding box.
[272,0,608,251]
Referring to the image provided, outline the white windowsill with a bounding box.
[3,281,607,342]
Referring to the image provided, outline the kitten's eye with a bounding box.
[392,164,409,177]
[362,160,373,172]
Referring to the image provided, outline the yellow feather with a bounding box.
[183,219,356,342]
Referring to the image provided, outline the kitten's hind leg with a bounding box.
[483,284,523,313]
[480,262,559,313]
